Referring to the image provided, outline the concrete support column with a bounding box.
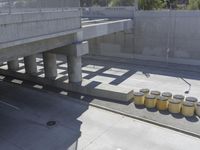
[66,40,88,84]
[24,55,37,75]
[7,59,19,71]
[67,55,82,83]
[43,52,57,79]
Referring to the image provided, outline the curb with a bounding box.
[89,103,200,139]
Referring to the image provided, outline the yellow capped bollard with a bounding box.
[133,92,145,105]
[185,97,198,104]
[157,96,169,111]
[162,92,172,99]
[145,95,157,109]
[196,102,200,117]
[173,95,185,101]
[150,91,161,98]
[140,88,150,96]
[181,101,195,117]
[168,99,182,114]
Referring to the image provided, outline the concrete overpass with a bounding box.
[0,7,134,100]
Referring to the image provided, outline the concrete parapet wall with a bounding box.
[82,7,135,19]
[89,10,200,65]
[0,10,81,44]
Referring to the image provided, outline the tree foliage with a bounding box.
[138,0,166,10]
[109,0,135,6]
[187,0,200,10]
[81,0,135,6]
[13,0,199,10]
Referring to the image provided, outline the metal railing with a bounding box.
[0,0,80,14]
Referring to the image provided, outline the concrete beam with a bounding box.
[0,32,76,63]
[24,55,37,75]
[43,53,57,79]
[7,59,19,71]
[51,41,89,56]
[82,19,133,40]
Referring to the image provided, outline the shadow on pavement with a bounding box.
[0,80,88,150]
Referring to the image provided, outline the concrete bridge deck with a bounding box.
[0,9,133,89]
[0,11,133,62]
[0,9,134,101]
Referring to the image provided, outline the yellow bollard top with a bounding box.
[140,88,150,93]
[134,92,144,96]
[185,97,198,103]
[157,96,168,101]
[173,95,185,101]
[150,91,161,96]
[145,94,156,100]
[162,92,172,98]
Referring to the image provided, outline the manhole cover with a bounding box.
[46,121,57,127]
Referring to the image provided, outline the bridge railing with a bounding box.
[81,7,135,19]
[0,0,79,14]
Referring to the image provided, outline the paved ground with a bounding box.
[79,107,200,150]
[0,81,200,150]
[0,55,200,137]
[1,55,199,100]
[82,56,200,100]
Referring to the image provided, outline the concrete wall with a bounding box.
[82,7,135,19]
[89,10,200,65]
[41,0,80,7]
[0,9,81,44]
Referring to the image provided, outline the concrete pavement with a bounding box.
[82,55,200,100]
[78,107,200,150]
[0,81,200,150]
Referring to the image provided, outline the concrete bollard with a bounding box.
[162,92,172,99]
[145,95,157,109]
[133,92,145,105]
[140,88,150,96]
[181,101,195,117]
[168,99,182,114]
[173,95,185,102]
[157,96,169,111]
[196,102,200,117]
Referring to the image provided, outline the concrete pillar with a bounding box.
[67,55,82,83]
[7,59,19,71]
[43,53,57,79]
[53,35,88,83]
[24,55,37,75]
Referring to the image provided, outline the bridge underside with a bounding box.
[0,13,134,100]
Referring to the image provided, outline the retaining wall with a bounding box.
[89,10,200,65]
